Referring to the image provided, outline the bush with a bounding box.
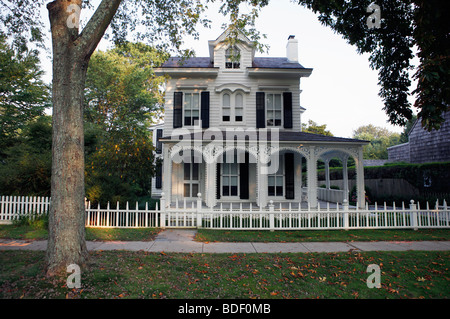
[12,213,49,229]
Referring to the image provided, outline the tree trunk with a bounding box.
[45,0,89,276]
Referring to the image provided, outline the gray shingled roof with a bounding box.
[160,57,306,69]
[160,130,368,144]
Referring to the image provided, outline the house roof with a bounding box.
[160,57,306,69]
[160,130,368,144]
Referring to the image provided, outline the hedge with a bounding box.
[317,161,450,193]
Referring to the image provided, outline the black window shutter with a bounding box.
[201,91,210,128]
[216,163,221,199]
[283,92,293,129]
[239,153,249,200]
[285,153,295,199]
[155,129,163,154]
[155,162,162,189]
[256,92,265,128]
[173,92,183,128]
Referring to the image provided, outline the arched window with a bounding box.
[225,46,240,69]
[235,93,243,122]
[222,93,231,122]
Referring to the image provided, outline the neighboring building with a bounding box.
[388,112,450,163]
[151,29,369,209]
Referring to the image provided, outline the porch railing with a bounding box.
[1,194,449,231]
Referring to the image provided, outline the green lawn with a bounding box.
[195,229,450,243]
[0,225,161,241]
[1,224,449,243]
[0,250,448,299]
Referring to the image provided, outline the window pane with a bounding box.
[276,176,283,187]
[223,164,229,174]
[230,163,238,174]
[268,176,275,186]
[231,176,238,186]
[192,94,199,109]
[184,163,191,180]
[223,186,229,196]
[267,94,273,109]
[184,94,191,109]
[274,94,281,109]
[192,184,199,197]
[223,108,230,116]
[223,116,230,122]
[184,184,191,197]
[235,116,243,122]
[231,186,238,196]
[268,186,275,197]
[223,176,229,186]
[223,94,230,106]
[235,94,243,106]
[192,163,199,180]
[235,108,243,116]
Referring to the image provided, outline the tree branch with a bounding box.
[75,0,122,60]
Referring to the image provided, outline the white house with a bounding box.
[151,29,369,209]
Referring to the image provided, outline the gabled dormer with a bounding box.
[208,27,255,70]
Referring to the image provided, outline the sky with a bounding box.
[40,0,417,138]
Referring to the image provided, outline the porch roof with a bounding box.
[160,130,369,145]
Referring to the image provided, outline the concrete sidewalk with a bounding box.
[1,229,450,253]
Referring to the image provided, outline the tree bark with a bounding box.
[45,0,122,276]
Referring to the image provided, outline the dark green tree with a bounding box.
[0,34,50,159]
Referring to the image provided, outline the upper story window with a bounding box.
[184,92,200,126]
[222,91,245,123]
[225,46,240,69]
[266,93,282,127]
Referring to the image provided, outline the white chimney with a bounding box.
[286,35,298,63]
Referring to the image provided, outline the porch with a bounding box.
[160,129,367,209]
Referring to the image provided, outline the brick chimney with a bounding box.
[286,35,298,63]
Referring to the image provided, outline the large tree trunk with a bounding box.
[45,0,122,276]
[46,0,89,276]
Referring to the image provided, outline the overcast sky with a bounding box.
[40,0,417,138]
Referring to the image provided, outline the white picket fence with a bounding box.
[0,196,51,224]
[1,195,449,231]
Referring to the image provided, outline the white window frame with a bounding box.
[221,153,240,198]
[183,91,200,127]
[265,93,283,127]
[225,45,241,69]
[221,90,245,124]
[268,154,284,197]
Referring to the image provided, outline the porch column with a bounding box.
[355,147,365,209]
[205,160,216,208]
[162,146,172,208]
[306,146,318,208]
[324,158,330,189]
[257,145,269,207]
[342,156,349,202]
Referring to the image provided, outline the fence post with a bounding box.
[196,193,202,229]
[160,192,166,229]
[410,199,418,230]
[343,199,349,230]
[269,200,275,231]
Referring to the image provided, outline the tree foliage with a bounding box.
[84,42,167,205]
[352,124,400,159]
[295,0,449,131]
[0,33,50,158]
[302,119,334,136]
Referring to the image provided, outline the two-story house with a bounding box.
[151,29,368,209]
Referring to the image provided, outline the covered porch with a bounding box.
[160,130,368,209]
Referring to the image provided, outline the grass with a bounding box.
[0,224,161,241]
[0,250,448,299]
[195,229,450,243]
